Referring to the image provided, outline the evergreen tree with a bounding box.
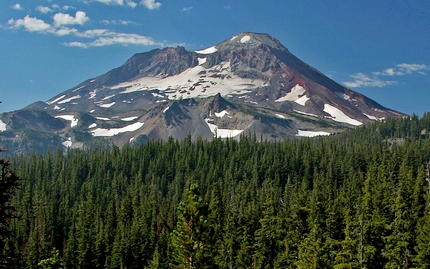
[170,184,215,269]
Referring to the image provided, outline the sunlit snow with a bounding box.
[47,95,66,105]
[91,122,144,137]
[296,130,331,137]
[96,117,110,121]
[195,46,218,54]
[55,115,78,128]
[62,137,72,147]
[275,114,286,119]
[99,102,115,108]
[58,95,81,104]
[323,104,363,126]
[295,95,310,106]
[163,106,170,113]
[205,119,243,138]
[275,84,307,103]
[293,110,319,118]
[240,35,251,43]
[215,110,229,118]
[0,120,6,132]
[198,57,207,65]
[112,61,267,100]
[121,116,138,121]
[73,85,85,92]
[363,113,377,120]
[88,123,97,128]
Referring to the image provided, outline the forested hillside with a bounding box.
[3,114,430,268]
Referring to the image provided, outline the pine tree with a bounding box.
[170,184,215,269]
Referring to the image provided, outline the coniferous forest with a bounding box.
[2,114,430,268]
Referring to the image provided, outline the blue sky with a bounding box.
[1,0,429,115]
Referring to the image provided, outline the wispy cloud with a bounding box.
[11,3,24,10]
[36,5,76,14]
[36,6,54,14]
[101,19,137,25]
[181,7,193,12]
[140,0,161,10]
[344,63,428,88]
[66,32,162,48]
[90,0,138,8]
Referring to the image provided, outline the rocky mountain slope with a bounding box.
[0,32,404,154]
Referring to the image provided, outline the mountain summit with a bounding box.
[0,32,404,153]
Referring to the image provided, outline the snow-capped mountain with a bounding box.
[0,32,404,154]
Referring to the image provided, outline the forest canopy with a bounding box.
[3,113,430,268]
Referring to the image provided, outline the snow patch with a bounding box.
[91,122,144,137]
[58,95,81,104]
[163,107,170,113]
[73,85,85,92]
[47,95,66,105]
[335,92,351,101]
[205,119,243,138]
[55,115,79,128]
[96,117,110,121]
[62,137,72,148]
[364,113,380,120]
[275,114,286,119]
[88,123,97,128]
[102,94,115,101]
[53,105,61,110]
[323,104,363,126]
[98,102,115,108]
[198,57,207,65]
[230,35,238,41]
[295,95,310,106]
[112,61,267,100]
[240,35,251,43]
[195,46,218,54]
[293,110,319,118]
[0,120,6,132]
[215,110,229,118]
[121,116,138,121]
[297,130,331,137]
[275,84,307,103]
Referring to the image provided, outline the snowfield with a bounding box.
[111,60,267,100]
[47,95,66,105]
[58,95,81,104]
[91,122,144,137]
[0,120,6,132]
[121,116,138,121]
[323,104,363,126]
[195,46,218,54]
[98,102,115,108]
[55,115,79,128]
[297,130,331,137]
[205,119,243,138]
[62,137,72,147]
[215,110,229,118]
[275,84,308,104]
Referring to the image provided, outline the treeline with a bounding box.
[3,113,430,268]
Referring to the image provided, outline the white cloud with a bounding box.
[36,6,53,14]
[140,0,161,10]
[66,32,162,48]
[11,3,24,10]
[181,7,193,12]
[397,63,428,75]
[101,19,137,25]
[344,63,428,88]
[343,72,397,88]
[373,63,428,76]
[8,15,51,32]
[93,0,137,8]
[53,11,89,26]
